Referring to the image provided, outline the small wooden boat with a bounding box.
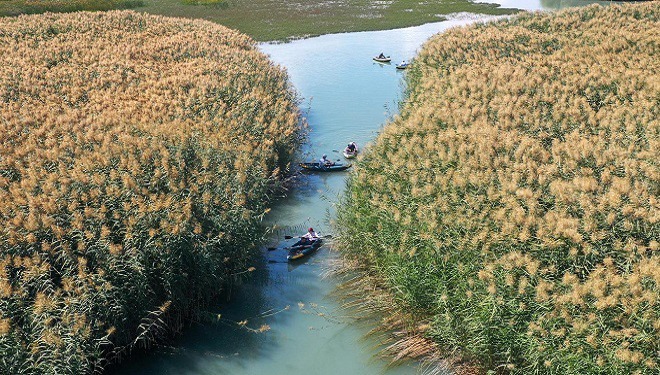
[299,162,352,172]
[373,56,391,63]
[396,63,409,70]
[287,239,323,261]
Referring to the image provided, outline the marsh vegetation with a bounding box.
[0,0,517,41]
[0,10,301,374]
[336,3,659,374]
[139,0,517,42]
[0,0,143,16]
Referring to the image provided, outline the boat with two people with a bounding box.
[300,162,351,172]
[300,153,352,172]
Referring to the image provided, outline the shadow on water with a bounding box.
[266,244,325,270]
[285,244,326,272]
[107,255,277,374]
[113,183,343,374]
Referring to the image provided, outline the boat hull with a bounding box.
[300,162,351,172]
[287,239,323,261]
[373,57,391,63]
[343,151,357,159]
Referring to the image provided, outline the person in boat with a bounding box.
[378,52,386,59]
[400,60,407,66]
[319,154,334,167]
[303,227,319,241]
[345,142,358,154]
[296,227,320,246]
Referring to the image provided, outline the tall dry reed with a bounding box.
[337,3,658,374]
[0,10,302,374]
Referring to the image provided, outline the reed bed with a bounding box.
[336,3,659,374]
[0,10,302,374]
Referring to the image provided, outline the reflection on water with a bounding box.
[114,1,611,374]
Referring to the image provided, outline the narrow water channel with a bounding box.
[115,2,609,373]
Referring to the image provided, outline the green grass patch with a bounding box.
[136,0,518,42]
[0,0,522,42]
[181,0,226,5]
[0,0,144,16]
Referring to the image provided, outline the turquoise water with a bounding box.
[114,2,611,374]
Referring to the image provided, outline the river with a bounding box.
[115,1,609,374]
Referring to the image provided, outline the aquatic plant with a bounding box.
[336,3,658,374]
[0,10,302,374]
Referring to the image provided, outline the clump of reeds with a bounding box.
[335,2,659,374]
[0,10,302,374]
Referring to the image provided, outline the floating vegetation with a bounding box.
[0,10,302,374]
[336,3,658,374]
